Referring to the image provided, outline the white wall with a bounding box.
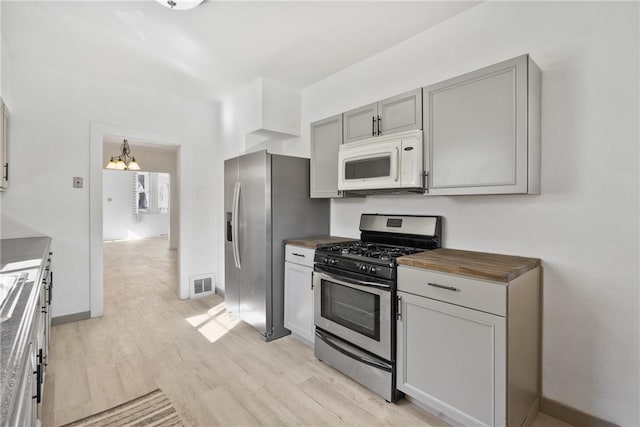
[299,2,639,425]
[219,81,300,159]
[1,50,219,318]
[129,212,169,239]
[102,170,134,241]
[102,170,170,241]
[103,142,178,248]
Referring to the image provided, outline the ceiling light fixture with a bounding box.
[155,0,204,10]
[105,139,141,171]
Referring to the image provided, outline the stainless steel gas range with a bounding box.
[313,214,442,402]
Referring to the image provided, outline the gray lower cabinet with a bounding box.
[423,54,541,195]
[397,265,540,427]
[3,242,52,427]
[38,258,52,385]
[283,245,315,343]
[11,343,37,426]
[310,114,343,198]
[343,88,422,144]
[11,309,43,426]
[1,97,9,191]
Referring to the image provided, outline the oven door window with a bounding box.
[344,155,391,180]
[320,280,380,341]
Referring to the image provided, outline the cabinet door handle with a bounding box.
[48,271,53,304]
[377,115,382,135]
[428,282,459,292]
[397,296,402,320]
[3,163,7,181]
[371,116,376,136]
[33,364,42,403]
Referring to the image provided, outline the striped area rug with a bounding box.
[62,389,184,427]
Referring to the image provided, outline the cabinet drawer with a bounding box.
[285,245,315,267]
[398,266,506,316]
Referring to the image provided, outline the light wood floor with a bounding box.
[42,237,572,427]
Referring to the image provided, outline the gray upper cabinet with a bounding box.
[310,114,343,198]
[343,103,377,144]
[343,89,422,144]
[424,54,541,195]
[378,89,422,136]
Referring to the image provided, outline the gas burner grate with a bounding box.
[321,241,422,261]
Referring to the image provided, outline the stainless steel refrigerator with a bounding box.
[224,150,329,341]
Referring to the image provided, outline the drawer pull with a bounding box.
[292,253,306,258]
[428,282,459,292]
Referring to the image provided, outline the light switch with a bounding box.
[73,177,83,188]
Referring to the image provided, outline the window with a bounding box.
[136,172,149,212]
[134,172,170,215]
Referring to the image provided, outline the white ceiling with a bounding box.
[103,134,179,152]
[3,1,479,101]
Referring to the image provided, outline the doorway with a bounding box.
[90,122,183,318]
[101,138,179,312]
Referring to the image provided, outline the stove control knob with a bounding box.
[322,257,329,264]
[360,265,368,272]
[329,259,338,265]
[369,266,377,274]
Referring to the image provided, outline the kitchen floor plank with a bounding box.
[42,237,571,427]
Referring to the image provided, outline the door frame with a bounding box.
[89,121,184,318]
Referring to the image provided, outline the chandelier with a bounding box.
[155,0,204,10]
[105,139,141,171]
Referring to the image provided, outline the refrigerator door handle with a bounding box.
[232,182,242,269]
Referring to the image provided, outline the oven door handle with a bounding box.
[315,269,391,290]
[315,330,391,372]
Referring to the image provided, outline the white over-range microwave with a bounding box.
[338,130,424,193]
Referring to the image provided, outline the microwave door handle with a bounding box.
[394,147,400,182]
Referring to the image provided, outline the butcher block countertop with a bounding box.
[397,248,541,283]
[284,235,357,249]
